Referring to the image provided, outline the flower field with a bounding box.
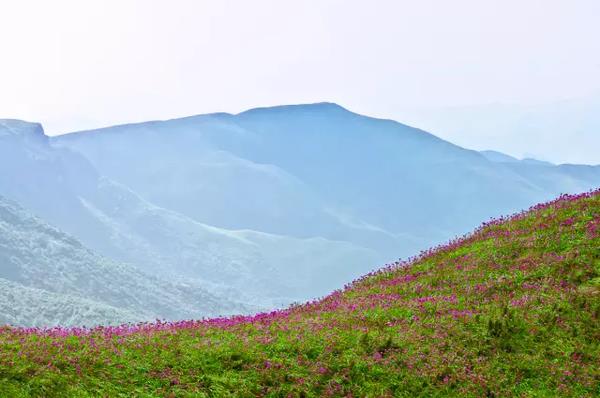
[1,190,599,397]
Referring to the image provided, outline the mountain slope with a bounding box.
[397,94,600,165]
[0,279,140,327]
[0,118,380,307]
[1,189,598,397]
[53,103,600,258]
[0,195,248,326]
[51,112,353,241]
[80,178,379,303]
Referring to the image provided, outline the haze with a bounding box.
[1,0,599,163]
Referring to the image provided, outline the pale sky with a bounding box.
[1,0,599,163]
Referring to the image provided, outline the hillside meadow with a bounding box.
[1,190,599,397]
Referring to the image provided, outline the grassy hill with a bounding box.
[1,189,599,397]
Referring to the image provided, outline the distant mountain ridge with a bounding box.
[0,119,46,139]
[2,103,600,325]
[0,194,248,326]
[54,102,600,243]
[396,93,600,165]
[480,150,554,166]
[0,116,381,322]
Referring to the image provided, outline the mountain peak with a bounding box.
[237,102,351,117]
[0,119,47,141]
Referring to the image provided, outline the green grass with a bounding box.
[1,190,599,397]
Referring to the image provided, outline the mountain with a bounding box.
[0,278,140,327]
[0,118,380,309]
[54,103,600,254]
[4,104,600,320]
[396,93,600,165]
[2,190,598,396]
[480,149,522,163]
[481,150,556,167]
[0,194,248,326]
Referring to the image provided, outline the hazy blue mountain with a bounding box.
[0,119,380,314]
[50,114,358,242]
[480,150,521,163]
[54,103,600,254]
[0,278,140,327]
[0,194,248,326]
[76,177,379,304]
[480,150,554,166]
[3,104,600,326]
[396,94,600,165]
